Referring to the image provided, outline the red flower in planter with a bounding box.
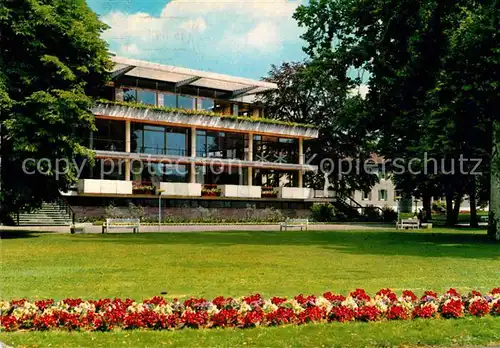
[243,294,264,307]
[35,299,54,311]
[144,296,167,306]
[328,306,355,322]
[355,306,380,322]
[468,298,489,317]
[440,299,464,318]
[492,288,500,295]
[212,296,235,309]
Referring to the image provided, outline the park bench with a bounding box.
[396,219,420,230]
[102,218,140,234]
[280,218,309,231]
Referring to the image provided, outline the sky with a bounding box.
[87,0,308,80]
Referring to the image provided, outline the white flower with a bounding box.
[262,301,278,313]
[341,296,358,310]
[316,297,332,312]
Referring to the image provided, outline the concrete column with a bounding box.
[190,126,196,183]
[252,108,260,118]
[247,133,253,186]
[125,120,131,181]
[298,138,304,188]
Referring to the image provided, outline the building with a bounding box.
[62,56,329,219]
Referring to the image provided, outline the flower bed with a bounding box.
[1,288,499,332]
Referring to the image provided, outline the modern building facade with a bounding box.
[63,55,330,215]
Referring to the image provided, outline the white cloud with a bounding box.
[119,43,141,56]
[101,0,303,55]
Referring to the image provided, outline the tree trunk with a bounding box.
[452,195,462,225]
[422,192,432,221]
[469,178,478,228]
[489,120,500,241]
[445,190,454,226]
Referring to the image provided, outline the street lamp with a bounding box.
[395,190,402,226]
[157,189,165,230]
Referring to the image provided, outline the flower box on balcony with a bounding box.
[201,186,221,197]
[132,182,155,195]
[261,187,278,198]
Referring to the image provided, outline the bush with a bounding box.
[432,200,446,213]
[310,203,336,222]
[382,206,398,222]
[104,203,124,218]
[128,203,145,220]
[363,205,381,222]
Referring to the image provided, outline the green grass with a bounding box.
[1,228,500,347]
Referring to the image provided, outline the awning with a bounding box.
[111,56,277,98]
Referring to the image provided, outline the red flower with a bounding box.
[0,315,18,332]
[386,305,409,320]
[243,294,264,307]
[412,305,437,319]
[35,299,54,311]
[270,297,287,306]
[402,290,418,302]
[298,306,325,324]
[376,289,397,302]
[328,306,355,322]
[294,294,316,307]
[491,301,500,316]
[181,310,208,329]
[211,309,239,328]
[323,292,346,304]
[491,288,500,295]
[265,308,297,326]
[440,299,464,318]
[468,299,489,317]
[350,289,370,303]
[144,296,166,306]
[355,306,380,322]
[33,314,57,330]
[239,310,264,328]
[445,288,461,298]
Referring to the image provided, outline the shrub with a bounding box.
[128,203,145,220]
[363,205,381,222]
[310,203,335,222]
[382,206,398,222]
[432,200,446,213]
[104,203,124,218]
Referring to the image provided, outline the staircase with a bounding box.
[14,200,75,226]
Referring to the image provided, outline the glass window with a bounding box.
[166,127,187,156]
[254,135,298,163]
[163,93,177,108]
[198,98,214,111]
[93,119,125,152]
[123,88,137,102]
[379,190,387,201]
[196,130,244,159]
[89,159,125,180]
[143,125,166,155]
[362,191,371,201]
[178,95,195,109]
[137,90,156,105]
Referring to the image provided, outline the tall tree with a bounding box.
[259,60,378,197]
[0,0,112,217]
[294,0,498,232]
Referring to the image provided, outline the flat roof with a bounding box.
[111,56,277,97]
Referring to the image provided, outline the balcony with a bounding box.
[279,187,314,200]
[77,179,133,195]
[220,185,261,199]
[159,182,201,197]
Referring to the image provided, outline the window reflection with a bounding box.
[137,90,156,105]
[196,130,244,159]
[131,123,188,156]
[93,119,125,152]
[178,95,195,109]
[163,93,177,108]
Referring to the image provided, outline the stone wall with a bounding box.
[73,205,310,223]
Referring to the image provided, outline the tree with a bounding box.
[259,60,378,197]
[294,0,498,232]
[0,0,112,217]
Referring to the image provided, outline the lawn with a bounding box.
[1,228,500,347]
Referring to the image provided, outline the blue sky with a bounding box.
[87,0,308,79]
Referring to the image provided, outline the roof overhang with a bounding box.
[110,56,277,96]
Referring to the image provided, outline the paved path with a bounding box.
[0,223,388,234]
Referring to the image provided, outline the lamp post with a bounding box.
[157,189,165,230]
[395,190,402,227]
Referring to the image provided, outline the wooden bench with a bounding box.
[280,219,309,231]
[102,218,140,234]
[396,219,420,230]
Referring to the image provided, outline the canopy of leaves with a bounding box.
[0,0,112,215]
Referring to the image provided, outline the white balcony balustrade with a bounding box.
[159,183,202,197]
[219,185,261,199]
[77,179,133,195]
